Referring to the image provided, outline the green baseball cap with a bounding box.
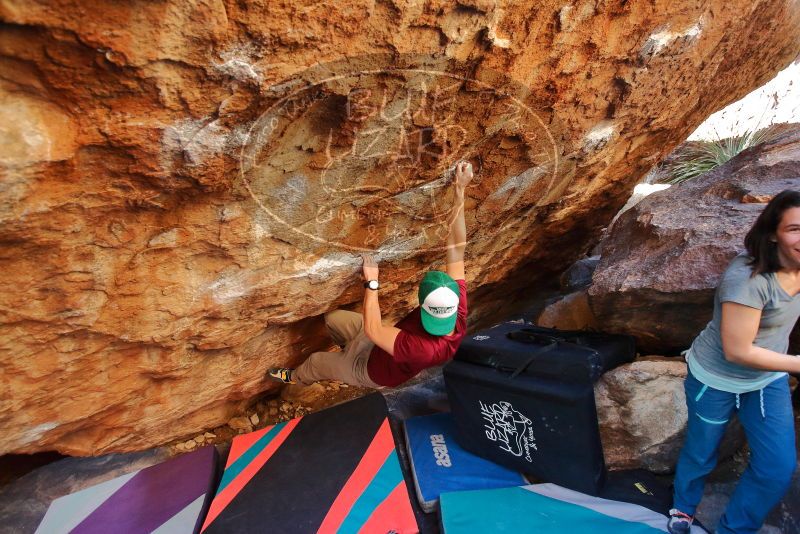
[419,271,460,336]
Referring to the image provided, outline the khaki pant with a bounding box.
[294,310,382,388]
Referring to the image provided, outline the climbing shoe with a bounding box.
[267,367,296,384]
[667,509,693,534]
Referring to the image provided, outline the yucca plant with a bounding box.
[664,127,779,185]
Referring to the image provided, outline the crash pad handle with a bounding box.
[506,330,559,346]
[512,327,597,348]
[505,331,558,378]
[505,328,600,379]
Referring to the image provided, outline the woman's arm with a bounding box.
[720,302,800,373]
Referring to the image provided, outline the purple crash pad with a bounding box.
[35,445,218,534]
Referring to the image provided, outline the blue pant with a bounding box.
[672,370,797,533]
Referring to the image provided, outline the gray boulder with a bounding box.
[589,125,800,354]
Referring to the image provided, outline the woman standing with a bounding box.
[669,190,800,534]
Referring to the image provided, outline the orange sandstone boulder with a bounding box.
[1,0,798,454]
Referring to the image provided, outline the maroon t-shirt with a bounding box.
[367,279,468,387]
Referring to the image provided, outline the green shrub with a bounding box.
[664,127,779,185]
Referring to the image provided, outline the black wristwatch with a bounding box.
[364,280,380,290]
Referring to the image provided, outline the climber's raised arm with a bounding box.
[445,161,472,281]
[361,254,401,355]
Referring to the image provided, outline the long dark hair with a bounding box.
[745,189,800,275]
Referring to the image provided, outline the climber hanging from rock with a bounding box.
[268,160,473,388]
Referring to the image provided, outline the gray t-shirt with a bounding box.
[688,254,800,393]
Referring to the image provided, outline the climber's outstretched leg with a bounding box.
[268,310,380,388]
